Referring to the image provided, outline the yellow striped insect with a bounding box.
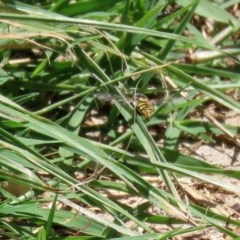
[132,93,155,119]
[94,93,155,119]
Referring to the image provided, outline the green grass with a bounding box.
[0,0,240,239]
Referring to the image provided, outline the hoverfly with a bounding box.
[157,10,171,20]
[94,93,155,119]
[132,93,155,119]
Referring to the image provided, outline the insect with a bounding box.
[157,10,171,19]
[132,93,155,119]
[94,93,155,119]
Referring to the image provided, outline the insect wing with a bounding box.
[94,93,125,102]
